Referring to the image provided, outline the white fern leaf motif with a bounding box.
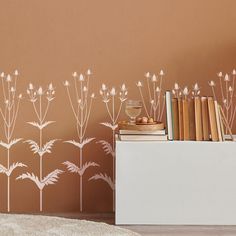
[100,122,118,131]
[89,173,115,190]
[41,169,63,187]
[7,162,27,177]
[97,140,114,157]
[16,173,43,190]
[63,161,99,176]
[24,140,40,154]
[0,164,7,174]
[64,137,95,149]
[27,121,55,130]
[0,138,22,150]
[41,139,58,155]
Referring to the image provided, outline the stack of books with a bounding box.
[165,91,225,141]
[119,129,167,141]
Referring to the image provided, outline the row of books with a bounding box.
[165,91,225,141]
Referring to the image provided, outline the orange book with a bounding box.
[183,98,190,140]
[207,97,219,141]
[172,98,179,140]
[188,98,196,140]
[178,98,184,140]
[195,97,203,141]
[201,97,210,141]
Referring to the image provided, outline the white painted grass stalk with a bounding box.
[136,70,165,121]
[90,83,127,211]
[63,69,98,212]
[16,83,63,212]
[0,70,26,212]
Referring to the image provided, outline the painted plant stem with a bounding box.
[17,83,63,212]
[136,70,165,121]
[0,70,26,212]
[90,83,127,211]
[63,70,98,212]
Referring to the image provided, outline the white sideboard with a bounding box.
[116,140,236,225]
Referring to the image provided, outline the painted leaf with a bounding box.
[63,161,99,176]
[24,140,40,154]
[89,173,115,190]
[7,162,27,176]
[0,138,22,150]
[0,164,7,174]
[27,121,55,130]
[16,172,43,190]
[97,140,114,157]
[100,122,118,131]
[64,137,95,149]
[41,139,58,155]
[41,169,63,186]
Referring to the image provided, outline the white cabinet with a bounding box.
[116,140,236,225]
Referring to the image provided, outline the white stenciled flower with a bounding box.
[172,89,176,95]
[29,83,34,90]
[151,74,157,82]
[27,89,30,95]
[193,83,200,91]
[232,69,236,75]
[18,94,22,99]
[64,81,69,87]
[110,87,116,96]
[87,69,92,75]
[10,87,15,92]
[208,80,216,87]
[48,83,54,91]
[121,84,126,91]
[99,90,103,95]
[1,72,4,78]
[156,86,160,92]
[174,83,180,90]
[159,70,164,76]
[72,72,78,77]
[91,93,95,98]
[136,81,142,87]
[83,86,88,92]
[5,100,9,105]
[145,72,150,78]
[183,86,189,96]
[223,99,227,104]
[6,74,11,82]
[224,73,230,81]
[101,83,107,91]
[14,70,19,76]
[37,87,43,95]
[229,86,233,92]
[217,72,223,77]
[150,100,154,104]
[79,74,84,81]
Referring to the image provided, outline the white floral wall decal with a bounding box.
[17,83,63,212]
[208,70,236,132]
[90,83,127,211]
[0,70,26,212]
[63,70,98,212]
[136,70,165,121]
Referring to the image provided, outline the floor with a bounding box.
[46,213,236,236]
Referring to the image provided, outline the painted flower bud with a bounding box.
[79,74,84,81]
[159,70,164,76]
[137,81,142,87]
[72,72,77,77]
[64,81,69,86]
[87,69,92,75]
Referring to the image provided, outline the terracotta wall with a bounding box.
[0,0,235,213]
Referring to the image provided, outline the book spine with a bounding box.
[172,98,179,140]
[165,91,173,140]
[183,98,190,140]
[201,97,210,141]
[207,97,219,141]
[195,96,203,141]
[178,98,184,140]
[188,98,196,140]
[214,100,222,142]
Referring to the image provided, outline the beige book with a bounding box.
[201,97,210,141]
[214,100,222,141]
[195,97,203,141]
[188,98,196,140]
[172,98,179,140]
[178,98,184,140]
[218,104,225,141]
[207,97,219,141]
[183,98,190,140]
